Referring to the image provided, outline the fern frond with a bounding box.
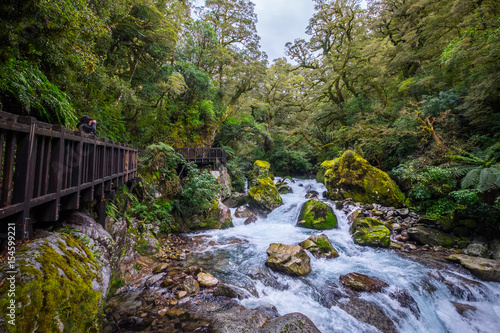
[461,169,480,189]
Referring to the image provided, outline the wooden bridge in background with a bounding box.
[0,111,138,240]
[174,147,226,168]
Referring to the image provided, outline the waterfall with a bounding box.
[187,179,500,332]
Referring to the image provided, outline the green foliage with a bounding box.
[0,59,77,126]
[179,169,221,216]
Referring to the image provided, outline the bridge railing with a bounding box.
[174,147,226,167]
[0,111,137,240]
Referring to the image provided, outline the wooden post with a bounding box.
[13,117,37,239]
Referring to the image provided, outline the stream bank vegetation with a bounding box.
[0,0,498,234]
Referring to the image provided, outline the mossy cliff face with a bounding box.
[296,198,338,229]
[249,160,274,188]
[248,177,283,215]
[320,151,406,208]
[0,233,103,333]
[350,217,391,248]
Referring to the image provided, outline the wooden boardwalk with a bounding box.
[0,111,137,240]
[174,147,226,167]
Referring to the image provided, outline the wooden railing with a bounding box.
[174,147,226,167]
[0,111,138,240]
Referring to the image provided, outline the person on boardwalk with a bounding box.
[77,115,97,135]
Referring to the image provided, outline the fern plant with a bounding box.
[446,148,500,192]
[0,59,77,127]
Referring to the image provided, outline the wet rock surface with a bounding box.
[265,243,312,276]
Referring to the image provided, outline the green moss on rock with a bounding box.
[248,177,283,215]
[350,217,391,248]
[297,198,337,229]
[0,233,102,333]
[249,160,274,187]
[321,151,406,208]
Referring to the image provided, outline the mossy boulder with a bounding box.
[296,198,337,229]
[0,233,103,333]
[350,217,391,248]
[407,225,459,248]
[299,234,339,259]
[194,199,233,229]
[320,151,406,208]
[248,177,283,216]
[265,243,311,276]
[249,160,274,188]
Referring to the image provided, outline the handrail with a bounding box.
[0,111,138,240]
[174,147,226,166]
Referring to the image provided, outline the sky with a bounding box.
[252,0,315,61]
[193,1,366,62]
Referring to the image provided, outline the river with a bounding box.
[186,178,500,332]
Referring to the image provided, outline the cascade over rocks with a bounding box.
[350,217,391,247]
[265,243,311,276]
[319,150,406,208]
[296,197,337,229]
[299,234,339,259]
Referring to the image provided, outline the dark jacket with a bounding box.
[77,115,96,135]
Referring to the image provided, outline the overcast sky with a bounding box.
[192,1,366,63]
[252,0,315,62]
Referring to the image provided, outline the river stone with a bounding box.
[350,217,391,247]
[196,272,219,287]
[446,254,500,282]
[296,197,337,229]
[389,289,420,318]
[235,205,254,218]
[248,177,283,216]
[299,234,339,259]
[244,214,258,225]
[259,312,322,333]
[490,239,500,260]
[0,233,103,333]
[182,276,200,293]
[339,272,389,292]
[453,302,477,315]
[265,243,311,276]
[408,226,458,248]
[305,190,319,198]
[223,192,248,208]
[465,242,489,258]
[348,208,364,222]
[253,303,281,318]
[338,298,397,333]
[320,150,406,207]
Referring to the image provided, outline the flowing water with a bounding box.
[187,179,500,333]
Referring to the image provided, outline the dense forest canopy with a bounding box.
[1,0,499,221]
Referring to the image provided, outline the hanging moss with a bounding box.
[0,233,102,333]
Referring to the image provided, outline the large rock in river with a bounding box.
[350,217,391,248]
[0,233,104,333]
[191,199,233,229]
[320,150,406,208]
[248,177,283,216]
[265,243,311,276]
[249,160,274,188]
[296,198,337,229]
[299,234,339,259]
